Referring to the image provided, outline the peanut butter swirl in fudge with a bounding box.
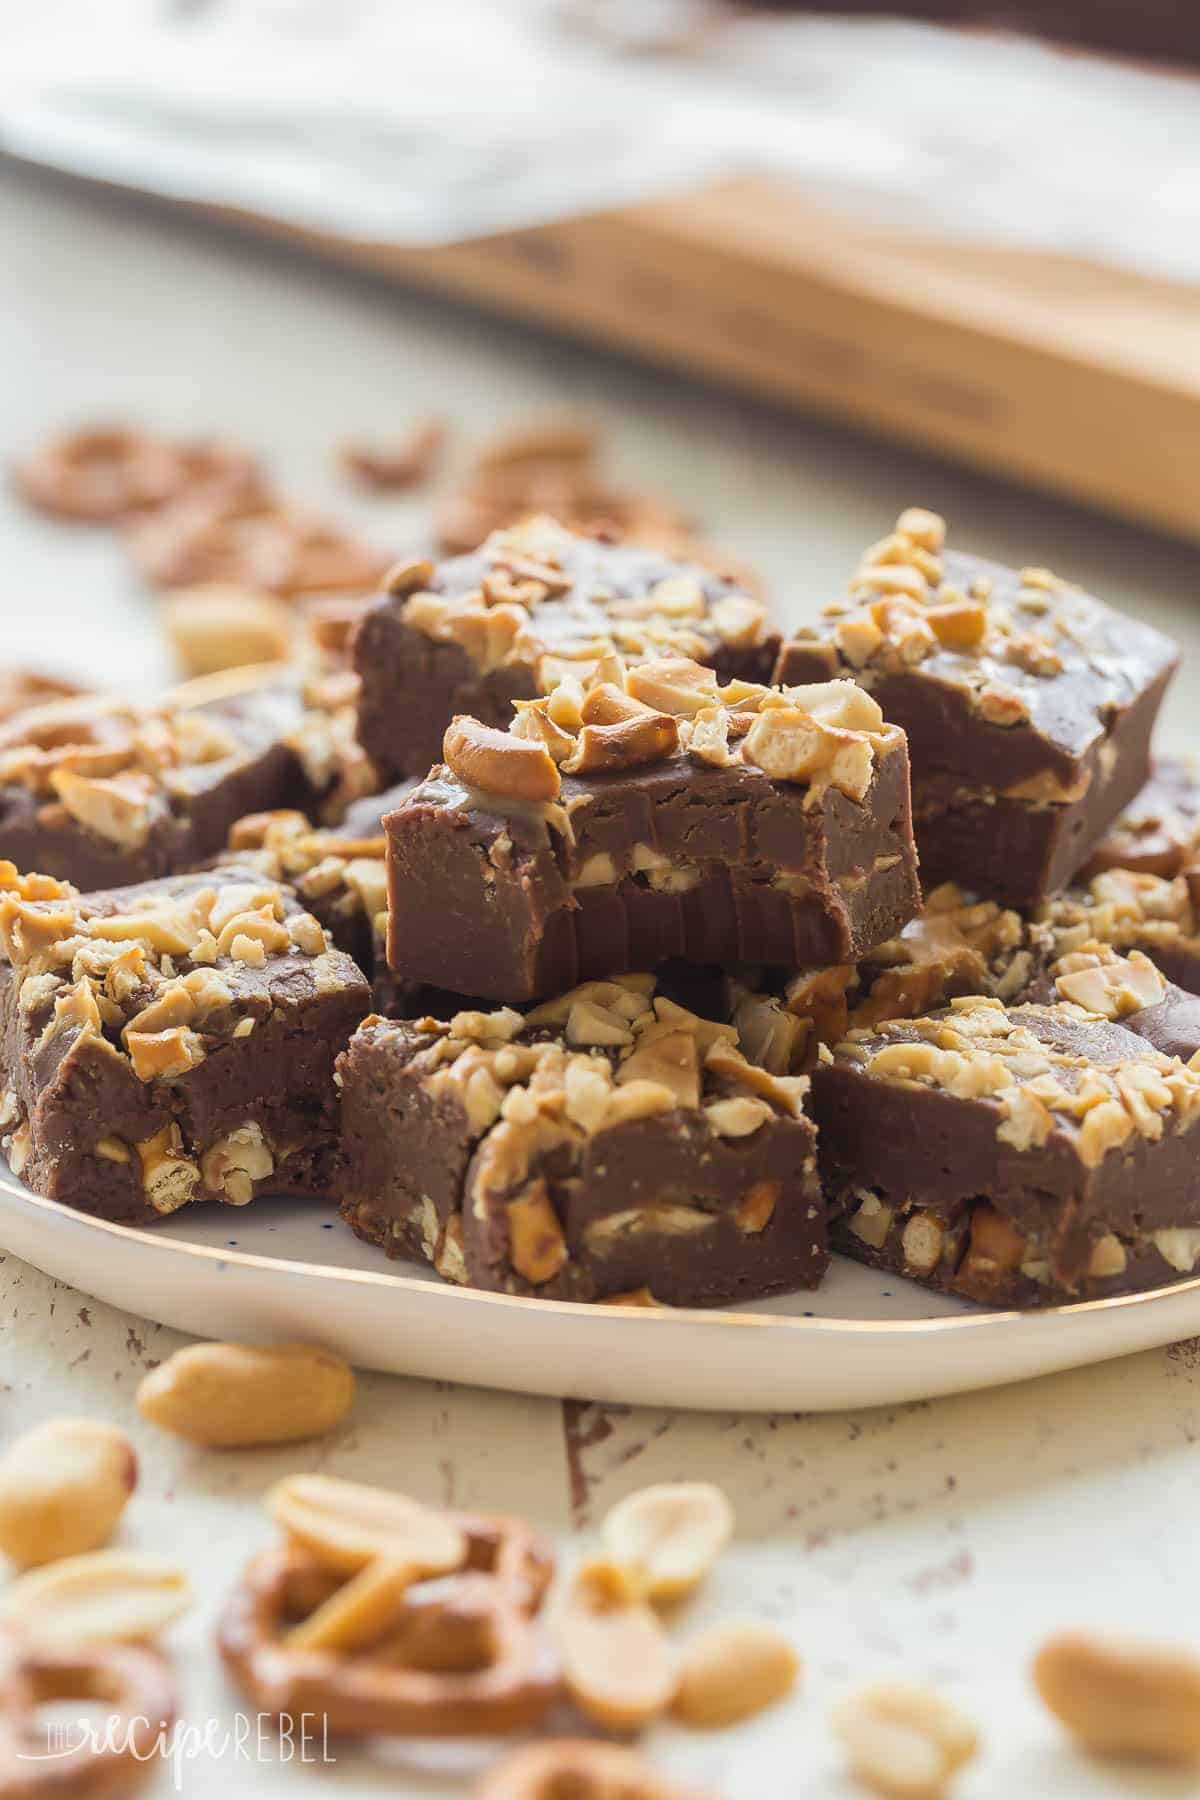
[0,861,368,1225]
[337,972,825,1305]
[384,661,920,1001]
[775,508,1179,904]
[354,516,781,781]
[812,991,1200,1308]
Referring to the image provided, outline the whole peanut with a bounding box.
[136,1341,355,1447]
[0,1419,137,1569]
[1034,1630,1200,1761]
[673,1619,799,1727]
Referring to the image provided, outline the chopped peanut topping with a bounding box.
[437,660,897,807]
[838,993,1200,1166]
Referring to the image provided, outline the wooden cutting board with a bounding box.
[229,175,1200,546]
[28,147,1188,546]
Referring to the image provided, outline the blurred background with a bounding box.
[3,0,1198,727]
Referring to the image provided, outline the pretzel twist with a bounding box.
[13,429,259,523]
[0,1626,176,1800]
[218,1513,560,1738]
[128,493,387,597]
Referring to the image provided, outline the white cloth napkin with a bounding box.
[2,0,1198,283]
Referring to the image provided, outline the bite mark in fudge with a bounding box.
[811,994,1200,1308]
[354,516,780,781]
[1082,756,1200,881]
[0,684,309,891]
[336,972,825,1305]
[1041,865,1200,997]
[385,662,920,1002]
[774,509,1179,904]
[0,862,369,1225]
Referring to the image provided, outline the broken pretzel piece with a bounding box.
[220,1483,560,1738]
[340,418,446,491]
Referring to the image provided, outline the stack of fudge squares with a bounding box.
[4,508,1200,1313]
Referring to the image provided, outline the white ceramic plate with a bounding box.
[7,1168,1200,1412]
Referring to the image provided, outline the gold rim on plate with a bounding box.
[5,1165,1199,1335]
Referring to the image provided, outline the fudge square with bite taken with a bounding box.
[0,862,369,1225]
[336,972,824,1305]
[811,993,1200,1308]
[354,515,781,782]
[774,509,1179,906]
[385,660,921,1003]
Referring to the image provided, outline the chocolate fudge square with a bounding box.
[774,509,1179,905]
[386,660,920,1003]
[224,783,477,1020]
[1038,942,1200,1070]
[1041,866,1200,998]
[811,994,1200,1308]
[226,793,401,976]
[337,973,824,1305]
[0,863,369,1225]
[0,683,308,892]
[771,881,1050,1065]
[1082,756,1200,881]
[354,516,780,782]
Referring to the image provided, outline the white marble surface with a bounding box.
[4,161,1200,1798]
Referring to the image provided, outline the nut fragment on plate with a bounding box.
[0,1418,137,1568]
[474,1739,703,1799]
[162,584,294,677]
[832,1682,979,1799]
[0,1550,192,1648]
[601,1482,734,1601]
[135,1341,356,1448]
[554,1558,677,1730]
[673,1619,800,1728]
[340,417,446,490]
[1033,1629,1200,1760]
